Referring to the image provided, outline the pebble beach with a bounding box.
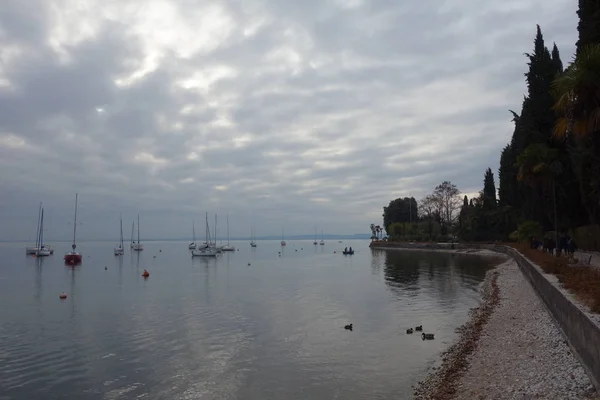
[413,259,597,400]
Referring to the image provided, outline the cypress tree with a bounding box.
[576,0,600,53]
[482,168,497,208]
[551,43,563,74]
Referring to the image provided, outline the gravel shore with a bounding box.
[414,259,597,400]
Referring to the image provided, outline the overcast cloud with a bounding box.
[0,0,578,241]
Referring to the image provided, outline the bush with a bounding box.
[513,244,600,313]
[513,221,543,243]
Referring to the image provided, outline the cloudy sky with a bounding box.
[0,0,578,241]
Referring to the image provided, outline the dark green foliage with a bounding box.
[576,0,600,53]
[383,197,418,232]
[482,168,497,208]
[551,43,564,73]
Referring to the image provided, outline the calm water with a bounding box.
[0,240,502,400]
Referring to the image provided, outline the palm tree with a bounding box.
[516,143,562,247]
[552,44,600,225]
[552,44,600,139]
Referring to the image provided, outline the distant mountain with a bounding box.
[4,233,371,242]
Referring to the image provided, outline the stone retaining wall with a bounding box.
[492,245,600,391]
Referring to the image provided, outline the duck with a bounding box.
[415,325,423,331]
[406,328,414,334]
[344,324,353,331]
[422,333,434,340]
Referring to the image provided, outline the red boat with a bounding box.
[64,193,82,265]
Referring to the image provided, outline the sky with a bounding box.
[0,0,579,241]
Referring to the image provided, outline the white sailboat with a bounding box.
[132,214,143,251]
[26,203,42,255]
[27,203,53,255]
[281,227,286,246]
[222,214,235,251]
[214,215,223,253]
[313,227,318,245]
[35,208,51,257]
[250,227,257,247]
[114,215,124,256]
[320,230,325,245]
[192,213,217,257]
[189,221,197,250]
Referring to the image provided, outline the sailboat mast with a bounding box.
[137,214,140,244]
[131,221,135,244]
[193,221,196,243]
[35,202,42,248]
[120,215,124,247]
[227,214,230,245]
[39,208,44,248]
[72,193,78,248]
[205,212,210,244]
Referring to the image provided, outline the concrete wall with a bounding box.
[491,246,600,390]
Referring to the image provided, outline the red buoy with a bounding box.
[59,292,67,299]
[142,270,150,278]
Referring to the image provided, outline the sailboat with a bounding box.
[35,208,51,257]
[191,213,217,257]
[132,214,143,251]
[114,215,124,256]
[27,203,53,255]
[26,203,42,255]
[214,215,223,253]
[189,221,197,250]
[250,227,257,247]
[281,227,286,246]
[320,230,325,245]
[64,193,82,265]
[221,214,235,251]
[313,227,318,245]
[130,220,135,249]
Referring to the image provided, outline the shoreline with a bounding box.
[370,246,503,257]
[412,259,596,400]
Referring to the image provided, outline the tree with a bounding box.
[432,181,461,230]
[419,195,441,240]
[552,44,600,225]
[482,168,497,209]
[383,197,418,232]
[576,0,600,54]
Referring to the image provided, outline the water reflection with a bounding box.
[34,257,44,305]
[374,250,501,306]
[383,251,421,287]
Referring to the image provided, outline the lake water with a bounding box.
[0,240,503,400]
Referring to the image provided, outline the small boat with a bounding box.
[132,214,143,251]
[35,208,51,257]
[188,221,197,250]
[114,215,125,256]
[281,227,286,247]
[250,227,257,247]
[319,230,325,245]
[27,203,54,255]
[343,250,354,255]
[64,193,83,265]
[221,214,235,251]
[192,213,218,257]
